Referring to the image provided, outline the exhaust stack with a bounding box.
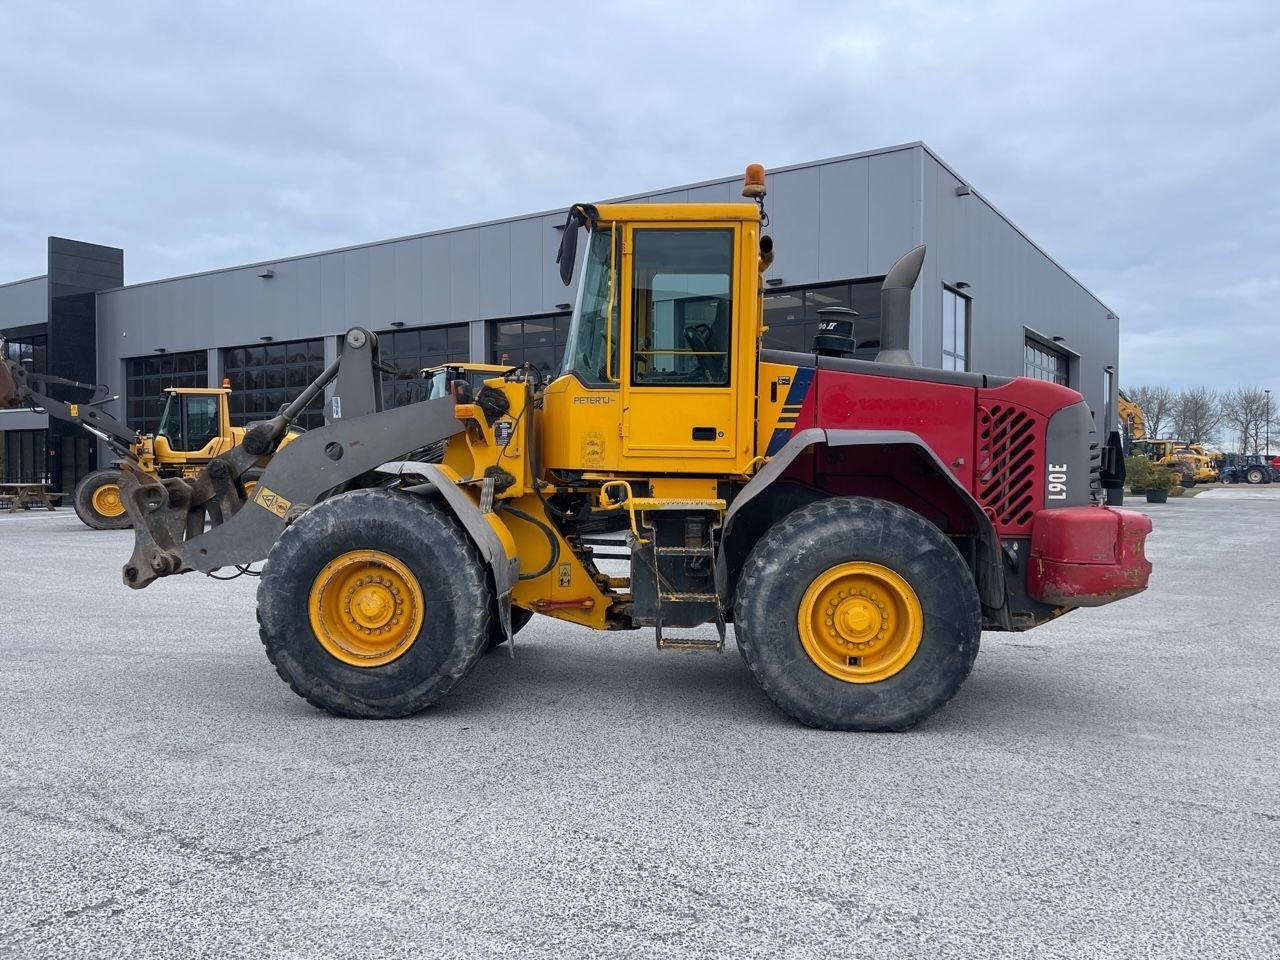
[874,245,926,367]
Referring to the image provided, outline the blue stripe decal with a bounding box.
[766,367,815,456]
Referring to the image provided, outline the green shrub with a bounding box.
[1147,465,1178,491]
[1125,455,1155,491]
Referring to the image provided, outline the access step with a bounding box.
[656,635,723,651]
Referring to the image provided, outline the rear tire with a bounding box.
[1246,466,1265,484]
[73,469,132,530]
[734,497,981,731]
[257,489,492,718]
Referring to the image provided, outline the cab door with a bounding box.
[620,224,741,469]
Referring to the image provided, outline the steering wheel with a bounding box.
[683,323,716,381]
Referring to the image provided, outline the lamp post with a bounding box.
[1266,389,1272,456]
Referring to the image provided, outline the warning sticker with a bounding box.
[582,431,604,467]
[254,485,292,519]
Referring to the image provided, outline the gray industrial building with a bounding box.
[0,141,1119,490]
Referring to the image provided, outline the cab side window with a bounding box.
[630,229,733,387]
[184,396,220,450]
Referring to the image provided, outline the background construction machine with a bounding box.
[0,356,295,528]
[1130,438,1220,484]
[68,165,1150,731]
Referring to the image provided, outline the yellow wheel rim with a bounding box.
[91,483,126,518]
[797,561,923,684]
[307,550,424,667]
[243,480,257,498]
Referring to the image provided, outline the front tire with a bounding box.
[257,489,492,718]
[73,469,132,530]
[734,497,981,731]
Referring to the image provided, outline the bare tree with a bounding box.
[1169,386,1223,445]
[1126,384,1174,438]
[1223,386,1272,454]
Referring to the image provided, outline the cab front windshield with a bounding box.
[157,393,183,447]
[561,226,616,386]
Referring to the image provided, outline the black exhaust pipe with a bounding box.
[874,245,926,367]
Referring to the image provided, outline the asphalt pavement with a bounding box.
[0,488,1277,959]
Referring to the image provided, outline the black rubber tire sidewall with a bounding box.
[734,496,981,732]
[73,469,132,530]
[1247,467,1264,484]
[257,488,493,718]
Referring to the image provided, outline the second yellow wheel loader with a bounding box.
[103,165,1151,731]
[0,356,296,529]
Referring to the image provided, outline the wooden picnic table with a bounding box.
[0,482,64,512]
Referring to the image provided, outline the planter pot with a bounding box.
[1129,487,1148,496]
[1145,489,1169,504]
[1180,479,1196,488]
[1105,487,1125,506]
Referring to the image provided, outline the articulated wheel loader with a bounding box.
[0,358,296,529]
[107,165,1153,731]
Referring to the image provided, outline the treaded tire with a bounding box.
[73,469,132,530]
[1246,466,1265,484]
[485,606,534,652]
[257,488,493,718]
[734,496,981,732]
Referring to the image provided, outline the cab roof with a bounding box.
[589,202,760,225]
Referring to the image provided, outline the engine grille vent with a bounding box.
[976,404,1039,529]
[1088,424,1102,501]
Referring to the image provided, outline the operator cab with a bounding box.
[156,389,222,453]
[544,193,763,476]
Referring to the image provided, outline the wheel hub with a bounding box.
[92,483,125,517]
[308,550,423,667]
[797,562,923,683]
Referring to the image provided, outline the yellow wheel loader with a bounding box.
[0,356,297,529]
[103,166,1151,731]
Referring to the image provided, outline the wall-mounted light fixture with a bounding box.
[153,347,166,354]
[955,184,971,196]
[765,278,785,287]
[389,321,406,328]
[953,281,971,290]
[1105,312,1118,320]
[1052,336,1066,343]
[259,336,274,343]
[555,303,571,311]
[258,269,275,279]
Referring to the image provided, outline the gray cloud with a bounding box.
[1,0,1276,392]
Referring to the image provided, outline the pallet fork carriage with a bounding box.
[48,164,1152,730]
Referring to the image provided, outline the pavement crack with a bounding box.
[0,827,323,946]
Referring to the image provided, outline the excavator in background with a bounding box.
[18,165,1153,732]
[1117,391,1146,451]
[0,354,297,528]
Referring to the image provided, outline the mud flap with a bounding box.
[402,465,521,650]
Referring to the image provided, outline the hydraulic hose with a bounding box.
[498,504,561,581]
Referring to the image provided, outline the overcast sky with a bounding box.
[1,1,1276,392]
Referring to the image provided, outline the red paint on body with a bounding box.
[1026,506,1153,606]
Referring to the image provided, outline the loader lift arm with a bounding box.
[117,328,466,589]
[0,341,141,458]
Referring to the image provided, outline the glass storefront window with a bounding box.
[376,324,470,408]
[222,338,325,428]
[124,350,209,435]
